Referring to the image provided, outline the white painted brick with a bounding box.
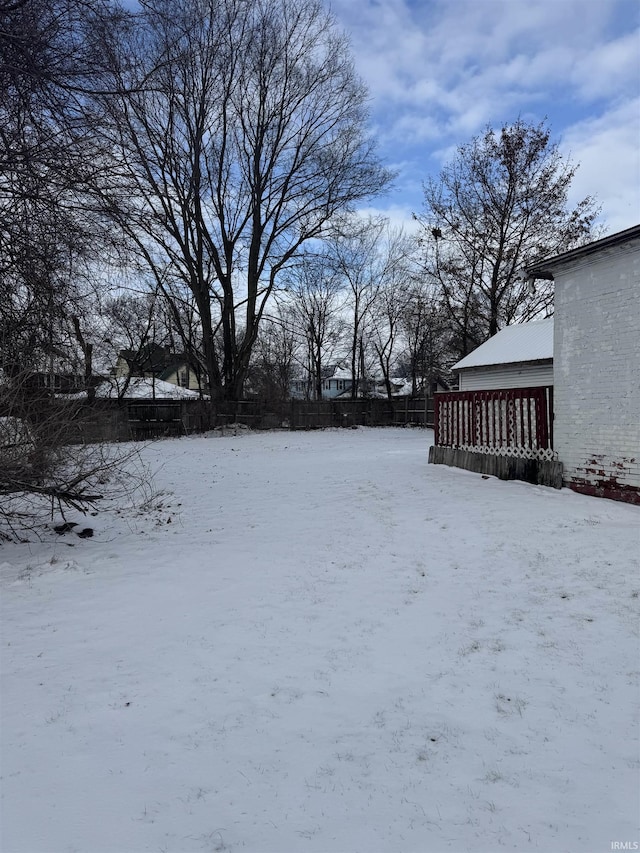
[553,239,640,493]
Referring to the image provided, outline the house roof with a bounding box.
[526,224,640,279]
[330,367,353,381]
[453,318,554,371]
[96,377,204,399]
[118,344,193,376]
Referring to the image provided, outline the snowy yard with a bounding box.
[1,427,638,853]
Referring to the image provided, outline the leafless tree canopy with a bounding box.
[0,0,129,383]
[0,0,148,537]
[417,118,600,356]
[247,304,299,404]
[282,252,346,400]
[94,0,392,401]
[325,217,414,398]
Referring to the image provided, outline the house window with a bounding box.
[179,370,188,387]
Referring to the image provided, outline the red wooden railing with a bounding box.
[434,387,554,454]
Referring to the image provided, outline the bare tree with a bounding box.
[94,0,391,401]
[96,289,162,397]
[398,283,451,395]
[417,118,600,356]
[366,228,416,398]
[326,216,385,398]
[0,0,127,387]
[284,253,345,400]
[369,280,405,399]
[247,304,299,403]
[0,0,150,537]
[1,0,126,343]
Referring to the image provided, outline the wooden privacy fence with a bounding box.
[126,397,434,434]
[434,387,554,460]
[32,395,435,443]
[127,400,210,439]
[289,397,433,430]
[125,397,434,433]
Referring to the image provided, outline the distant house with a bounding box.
[452,319,553,391]
[525,224,640,503]
[289,366,353,400]
[114,343,203,393]
[321,367,353,399]
[291,368,448,401]
[22,371,86,395]
[361,377,412,398]
[337,376,450,399]
[289,378,312,399]
[291,366,439,400]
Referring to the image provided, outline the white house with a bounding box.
[321,367,353,398]
[292,372,433,400]
[452,318,554,391]
[526,224,640,504]
[290,366,353,400]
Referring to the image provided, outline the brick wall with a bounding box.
[553,238,640,502]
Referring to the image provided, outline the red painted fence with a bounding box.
[434,387,554,456]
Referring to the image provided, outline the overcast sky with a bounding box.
[329,0,640,235]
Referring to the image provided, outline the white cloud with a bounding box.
[333,0,638,142]
[331,0,640,233]
[571,31,640,100]
[561,98,640,233]
[354,202,422,234]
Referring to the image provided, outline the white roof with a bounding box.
[330,367,353,380]
[453,318,554,370]
[87,378,205,399]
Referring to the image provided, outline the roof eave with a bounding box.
[526,224,640,280]
[455,356,553,372]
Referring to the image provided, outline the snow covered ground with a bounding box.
[1,427,638,853]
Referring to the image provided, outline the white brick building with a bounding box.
[527,224,640,504]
